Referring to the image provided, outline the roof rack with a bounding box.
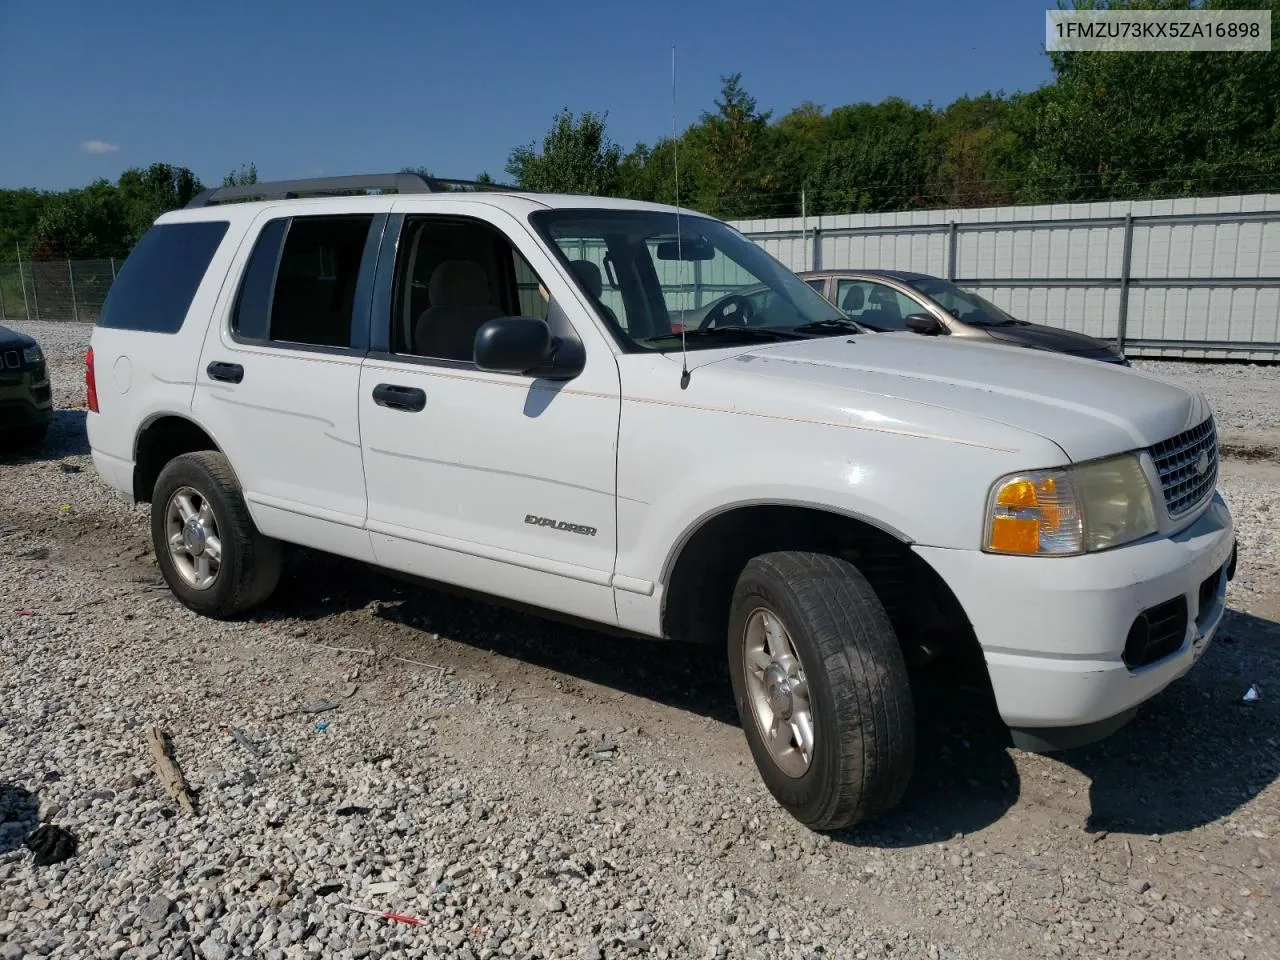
[184,172,518,209]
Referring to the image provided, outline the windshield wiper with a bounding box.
[792,318,869,335]
[681,326,806,341]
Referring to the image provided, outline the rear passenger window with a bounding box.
[232,215,374,349]
[97,221,229,334]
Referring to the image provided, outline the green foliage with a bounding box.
[31,180,125,259]
[695,74,777,219]
[222,163,258,187]
[115,164,204,246]
[1,164,204,261]
[1024,0,1280,202]
[505,109,622,195]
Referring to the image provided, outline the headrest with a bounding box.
[868,286,897,305]
[568,259,603,298]
[841,286,864,311]
[429,260,491,308]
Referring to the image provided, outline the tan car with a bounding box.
[798,269,1129,366]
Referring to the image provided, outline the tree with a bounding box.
[222,163,258,187]
[773,101,827,210]
[1020,0,1280,203]
[506,110,622,195]
[809,127,936,214]
[696,74,776,219]
[116,163,204,246]
[805,98,938,213]
[0,188,51,261]
[617,138,699,207]
[31,180,124,259]
[928,94,1026,207]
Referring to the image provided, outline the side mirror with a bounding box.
[473,316,584,380]
[905,313,946,336]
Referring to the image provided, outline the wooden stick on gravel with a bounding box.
[145,726,197,816]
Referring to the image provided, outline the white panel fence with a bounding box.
[731,193,1280,361]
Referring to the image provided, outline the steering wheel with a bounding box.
[697,294,755,331]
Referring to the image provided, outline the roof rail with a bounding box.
[184,172,519,209]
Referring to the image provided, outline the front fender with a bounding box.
[613,364,1066,591]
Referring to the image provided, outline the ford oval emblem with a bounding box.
[1195,450,1210,476]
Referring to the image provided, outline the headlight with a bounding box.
[984,453,1157,556]
[22,344,43,365]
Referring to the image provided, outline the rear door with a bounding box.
[191,205,385,561]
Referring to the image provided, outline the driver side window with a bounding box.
[391,216,551,364]
[835,280,924,332]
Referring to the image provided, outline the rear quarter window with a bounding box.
[97,220,230,333]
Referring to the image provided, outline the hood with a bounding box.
[702,333,1209,463]
[982,321,1121,359]
[0,324,36,351]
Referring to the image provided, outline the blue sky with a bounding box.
[0,0,1055,191]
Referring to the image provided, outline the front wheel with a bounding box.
[728,551,915,831]
[151,451,281,619]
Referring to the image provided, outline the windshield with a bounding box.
[900,276,1018,327]
[530,209,854,352]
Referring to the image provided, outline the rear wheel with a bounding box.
[728,551,915,831]
[151,451,281,618]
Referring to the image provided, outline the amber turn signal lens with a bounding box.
[985,470,1083,555]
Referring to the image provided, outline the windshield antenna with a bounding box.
[672,44,690,389]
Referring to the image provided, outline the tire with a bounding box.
[151,451,281,619]
[727,551,915,831]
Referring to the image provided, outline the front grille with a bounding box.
[1123,596,1188,668]
[1148,417,1218,518]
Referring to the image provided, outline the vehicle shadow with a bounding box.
[260,548,740,721]
[258,551,1279,846]
[1,409,89,464]
[1059,607,1279,837]
[0,783,38,855]
[836,660,1022,847]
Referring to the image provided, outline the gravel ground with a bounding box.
[2,322,1278,960]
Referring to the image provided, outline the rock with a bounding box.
[198,939,231,960]
[140,894,173,925]
[1128,878,1151,894]
[542,896,565,913]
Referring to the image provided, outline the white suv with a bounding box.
[86,173,1237,830]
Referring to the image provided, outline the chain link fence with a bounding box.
[0,258,119,325]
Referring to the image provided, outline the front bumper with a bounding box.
[916,493,1235,747]
[0,363,53,434]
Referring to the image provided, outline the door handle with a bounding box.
[372,383,426,412]
[207,361,244,384]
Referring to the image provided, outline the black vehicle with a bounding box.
[0,324,52,451]
[799,269,1129,365]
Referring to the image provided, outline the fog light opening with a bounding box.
[1123,613,1151,668]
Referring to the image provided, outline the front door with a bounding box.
[357,205,622,625]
